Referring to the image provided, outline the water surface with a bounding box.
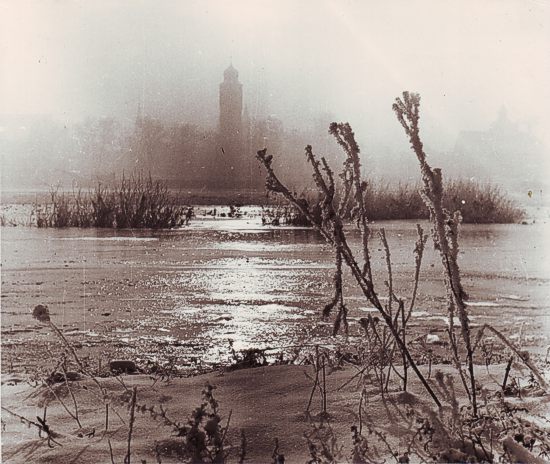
[2,207,548,371]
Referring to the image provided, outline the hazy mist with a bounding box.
[1,0,549,191]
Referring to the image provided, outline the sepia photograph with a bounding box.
[1,1,549,462]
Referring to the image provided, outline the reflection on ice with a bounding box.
[210,241,314,252]
[1,212,548,372]
[468,301,500,307]
[56,237,159,242]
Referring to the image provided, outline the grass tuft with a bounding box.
[34,173,190,229]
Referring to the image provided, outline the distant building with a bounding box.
[219,64,243,153]
[216,64,264,190]
[453,107,546,189]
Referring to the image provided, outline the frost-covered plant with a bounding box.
[393,92,478,414]
[304,418,344,464]
[175,383,232,463]
[392,91,548,416]
[257,124,441,407]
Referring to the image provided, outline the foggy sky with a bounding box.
[1,0,549,152]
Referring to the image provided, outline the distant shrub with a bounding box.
[362,181,425,220]
[35,174,189,229]
[443,179,524,223]
[362,178,524,223]
[263,178,523,225]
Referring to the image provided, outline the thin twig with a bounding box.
[108,438,116,464]
[42,380,81,429]
[124,387,137,464]
[475,324,548,390]
[61,363,82,428]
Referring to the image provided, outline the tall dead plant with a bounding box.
[257,124,441,408]
[392,91,477,414]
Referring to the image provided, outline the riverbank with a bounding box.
[4,362,548,463]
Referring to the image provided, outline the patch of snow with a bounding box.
[411,310,430,317]
[468,301,499,307]
[500,294,530,302]
[57,237,158,242]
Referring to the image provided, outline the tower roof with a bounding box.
[224,64,239,81]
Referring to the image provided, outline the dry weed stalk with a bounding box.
[257,123,441,408]
[0,405,62,448]
[32,304,108,400]
[41,378,82,429]
[124,387,138,464]
[393,91,478,414]
[393,91,549,415]
[305,346,329,416]
[473,324,549,391]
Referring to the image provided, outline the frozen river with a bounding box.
[2,207,549,372]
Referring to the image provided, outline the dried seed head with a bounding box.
[32,304,51,323]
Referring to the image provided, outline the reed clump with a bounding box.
[443,179,524,223]
[34,174,189,229]
[363,178,524,223]
[262,179,523,227]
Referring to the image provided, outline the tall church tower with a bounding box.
[216,64,245,188]
[215,64,263,190]
[219,64,243,140]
